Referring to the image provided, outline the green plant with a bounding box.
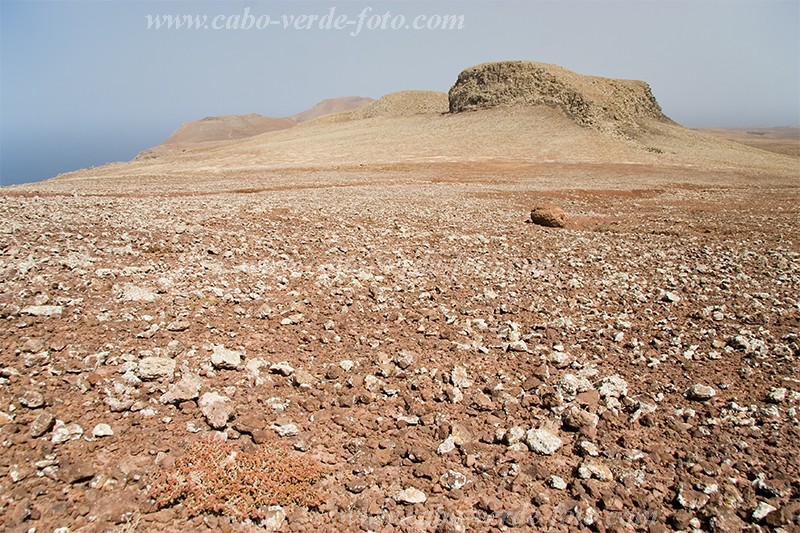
[149,436,329,520]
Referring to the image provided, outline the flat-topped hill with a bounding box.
[449,61,671,136]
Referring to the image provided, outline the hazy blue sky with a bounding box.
[2,0,798,185]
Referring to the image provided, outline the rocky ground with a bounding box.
[0,167,798,532]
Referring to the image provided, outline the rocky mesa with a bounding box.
[449,60,671,136]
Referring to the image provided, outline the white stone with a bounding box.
[92,423,114,438]
[198,392,233,429]
[160,373,202,404]
[395,487,427,504]
[440,470,468,490]
[137,357,176,380]
[451,365,471,388]
[272,423,299,437]
[752,501,777,520]
[51,421,83,444]
[437,434,456,455]
[21,305,64,317]
[598,375,628,398]
[525,427,562,455]
[118,284,157,302]
[211,345,242,370]
[270,361,295,376]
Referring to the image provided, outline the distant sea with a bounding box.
[0,132,162,186]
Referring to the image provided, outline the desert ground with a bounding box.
[1,61,798,532]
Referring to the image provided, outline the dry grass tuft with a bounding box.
[149,436,330,521]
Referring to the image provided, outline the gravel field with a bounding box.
[1,162,798,532]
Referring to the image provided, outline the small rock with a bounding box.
[198,392,233,429]
[395,487,427,504]
[437,434,456,455]
[21,305,64,317]
[260,505,285,530]
[752,501,777,521]
[451,365,471,388]
[530,203,566,228]
[597,375,628,398]
[211,345,242,370]
[577,459,614,481]
[561,406,599,438]
[270,361,295,376]
[160,373,203,404]
[525,427,562,455]
[450,422,473,446]
[137,357,176,380]
[118,284,157,302]
[92,423,114,438]
[166,320,190,332]
[686,384,716,401]
[19,390,45,409]
[662,291,681,303]
[30,411,56,438]
[51,421,83,444]
[292,369,316,388]
[59,460,96,484]
[271,423,299,437]
[676,486,710,510]
[548,475,567,490]
[440,470,468,490]
[766,387,787,404]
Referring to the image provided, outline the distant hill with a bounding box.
[137,96,373,159]
[162,113,295,145]
[291,96,374,123]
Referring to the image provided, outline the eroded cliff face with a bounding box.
[449,61,671,136]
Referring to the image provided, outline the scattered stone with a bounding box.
[51,421,83,444]
[561,406,599,438]
[676,486,710,510]
[271,423,300,437]
[160,373,203,404]
[529,203,566,228]
[766,387,788,404]
[597,375,628,398]
[548,475,567,490]
[198,392,233,429]
[440,470,468,490]
[752,501,777,521]
[577,459,614,481]
[395,487,427,504]
[260,505,286,530]
[118,284,158,302]
[451,365,471,388]
[21,305,63,317]
[166,320,190,332]
[270,361,295,376]
[211,345,242,370]
[686,384,716,401]
[59,460,96,484]
[525,427,563,455]
[19,390,45,409]
[92,423,114,438]
[137,357,176,380]
[30,411,56,437]
[437,434,456,455]
[661,291,681,303]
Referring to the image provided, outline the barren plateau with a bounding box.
[0,61,798,533]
